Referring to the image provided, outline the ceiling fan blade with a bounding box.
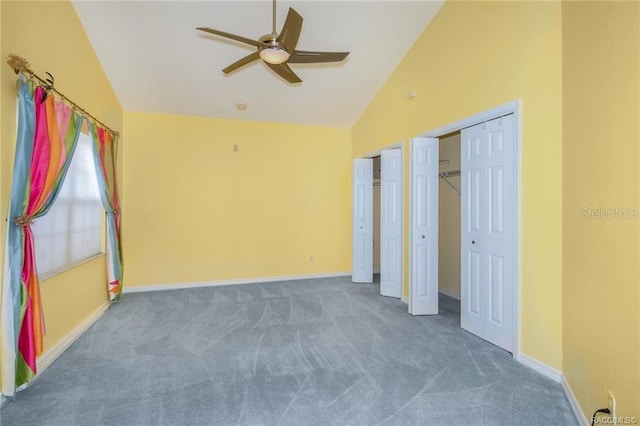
[288,50,350,64]
[276,8,303,52]
[266,62,302,84]
[196,27,263,48]
[223,52,261,74]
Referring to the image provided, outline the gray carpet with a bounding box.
[1,276,577,425]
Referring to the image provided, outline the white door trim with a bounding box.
[412,100,522,360]
[361,141,404,160]
[420,101,520,139]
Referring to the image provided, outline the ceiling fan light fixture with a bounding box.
[259,47,290,64]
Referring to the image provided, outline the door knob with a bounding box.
[472,240,476,244]
[421,235,426,239]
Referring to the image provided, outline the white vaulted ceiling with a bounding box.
[72,1,443,128]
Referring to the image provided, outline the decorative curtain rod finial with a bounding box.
[7,54,31,74]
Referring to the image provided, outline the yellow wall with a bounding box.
[438,133,460,297]
[0,2,3,265]
[122,111,351,287]
[1,1,636,420]
[0,0,122,372]
[562,1,639,417]
[352,1,563,369]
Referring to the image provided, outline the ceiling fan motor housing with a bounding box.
[259,35,284,50]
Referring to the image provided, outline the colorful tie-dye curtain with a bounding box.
[1,76,84,397]
[89,123,123,301]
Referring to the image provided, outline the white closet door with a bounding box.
[461,115,515,352]
[461,123,484,338]
[409,138,439,315]
[352,159,373,283]
[380,149,403,298]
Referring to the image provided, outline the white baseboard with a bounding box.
[516,352,562,383]
[1,301,110,400]
[561,375,589,426]
[123,271,351,294]
[401,296,408,304]
[517,353,587,424]
[37,301,110,374]
[438,288,461,300]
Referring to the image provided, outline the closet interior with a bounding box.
[438,133,461,300]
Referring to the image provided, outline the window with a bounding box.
[32,131,103,277]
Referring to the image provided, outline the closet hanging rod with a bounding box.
[440,170,460,177]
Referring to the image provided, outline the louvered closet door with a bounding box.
[461,115,515,352]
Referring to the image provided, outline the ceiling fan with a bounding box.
[196,0,349,84]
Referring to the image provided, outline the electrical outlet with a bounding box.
[608,391,616,419]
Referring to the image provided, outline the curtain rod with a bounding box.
[6,54,120,137]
